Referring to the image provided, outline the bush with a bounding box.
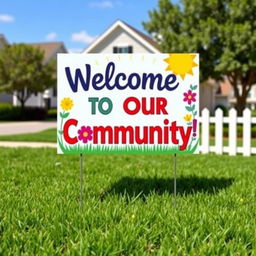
[251,110,256,117]
[47,109,57,119]
[0,102,12,109]
[0,105,47,121]
[209,124,256,138]
[215,105,228,116]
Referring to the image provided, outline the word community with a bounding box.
[63,119,192,151]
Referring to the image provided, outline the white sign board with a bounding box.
[57,54,199,154]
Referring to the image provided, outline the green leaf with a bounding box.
[58,130,63,135]
[193,111,197,116]
[185,106,192,112]
[60,112,69,118]
[187,122,192,125]
[191,85,197,90]
[191,104,195,111]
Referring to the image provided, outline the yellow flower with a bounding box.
[61,97,73,111]
[184,114,192,122]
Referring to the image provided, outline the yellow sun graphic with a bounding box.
[164,54,198,80]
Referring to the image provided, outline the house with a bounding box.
[216,78,256,110]
[83,20,216,113]
[13,42,67,109]
[0,36,67,109]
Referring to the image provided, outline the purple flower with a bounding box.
[78,126,93,143]
[183,90,196,105]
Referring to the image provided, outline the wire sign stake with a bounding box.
[173,153,177,208]
[80,153,84,209]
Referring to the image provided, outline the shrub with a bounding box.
[47,109,57,119]
[0,104,47,121]
[209,124,256,138]
[0,102,12,109]
[214,105,228,116]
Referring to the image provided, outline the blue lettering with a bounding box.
[65,62,179,92]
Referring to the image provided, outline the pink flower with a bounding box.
[183,90,196,105]
[78,126,93,143]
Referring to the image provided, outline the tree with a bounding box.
[143,0,256,115]
[0,43,56,110]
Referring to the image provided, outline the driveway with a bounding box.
[0,121,57,135]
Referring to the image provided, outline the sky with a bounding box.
[0,0,161,53]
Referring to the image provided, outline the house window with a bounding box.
[53,86,57,97]
[113,46,133,53]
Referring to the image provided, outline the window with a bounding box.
[113,46,133,53]
[53,86,57,97]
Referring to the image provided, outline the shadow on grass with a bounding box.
[108,176,234,197]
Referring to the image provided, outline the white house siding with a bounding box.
[0,93,12,104]
[14,88,57,108]
[89,26,156,54]
[200,83,216,114]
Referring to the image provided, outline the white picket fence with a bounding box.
[198,108,256,156]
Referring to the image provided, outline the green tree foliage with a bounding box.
[143,0,256,115]
[0,43,56,110]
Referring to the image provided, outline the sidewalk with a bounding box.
[0,121,56,135]
[0,141,56,148]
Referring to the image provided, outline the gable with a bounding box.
[29,42,67,63]
[84,20,160,54]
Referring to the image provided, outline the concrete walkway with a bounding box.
[0,121,56,135]
[0,141,56,148]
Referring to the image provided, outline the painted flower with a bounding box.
[78,126,93,143]
[183,90,196,105]
[184,114,192,122]
[61,97,74,111]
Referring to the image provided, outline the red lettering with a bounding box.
[123,97,168,115]
[157,98,168,114]
[123,97,140,115]
[63,119,78,144]
[93,126,113,144]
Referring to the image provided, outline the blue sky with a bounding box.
[0,0,160,52]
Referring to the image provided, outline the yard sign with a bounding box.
[57,54,199,154]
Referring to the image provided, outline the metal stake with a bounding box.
[173,153,177,208]
[80,153,84,209]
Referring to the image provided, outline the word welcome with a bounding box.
[63,118,192,151]
[65,62,179,92]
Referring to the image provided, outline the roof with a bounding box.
[83,20,160,53]
[123,21,159,50]
[0,34,9,46]
[219,78,232,96]
[29,42,67,62]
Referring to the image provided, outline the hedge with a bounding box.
[0,103,47,121]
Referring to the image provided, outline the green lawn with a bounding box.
[0,128,256,149]
[0,148,256,255]
[0,128,56,142]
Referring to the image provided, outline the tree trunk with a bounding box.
[228,75,250,116]
[20,100,25,112]
[236,96,247,116]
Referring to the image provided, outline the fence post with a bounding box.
[229,108,237,156]
[215,108,223,154]
[243,108,251,156]
[201,108,210,154]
